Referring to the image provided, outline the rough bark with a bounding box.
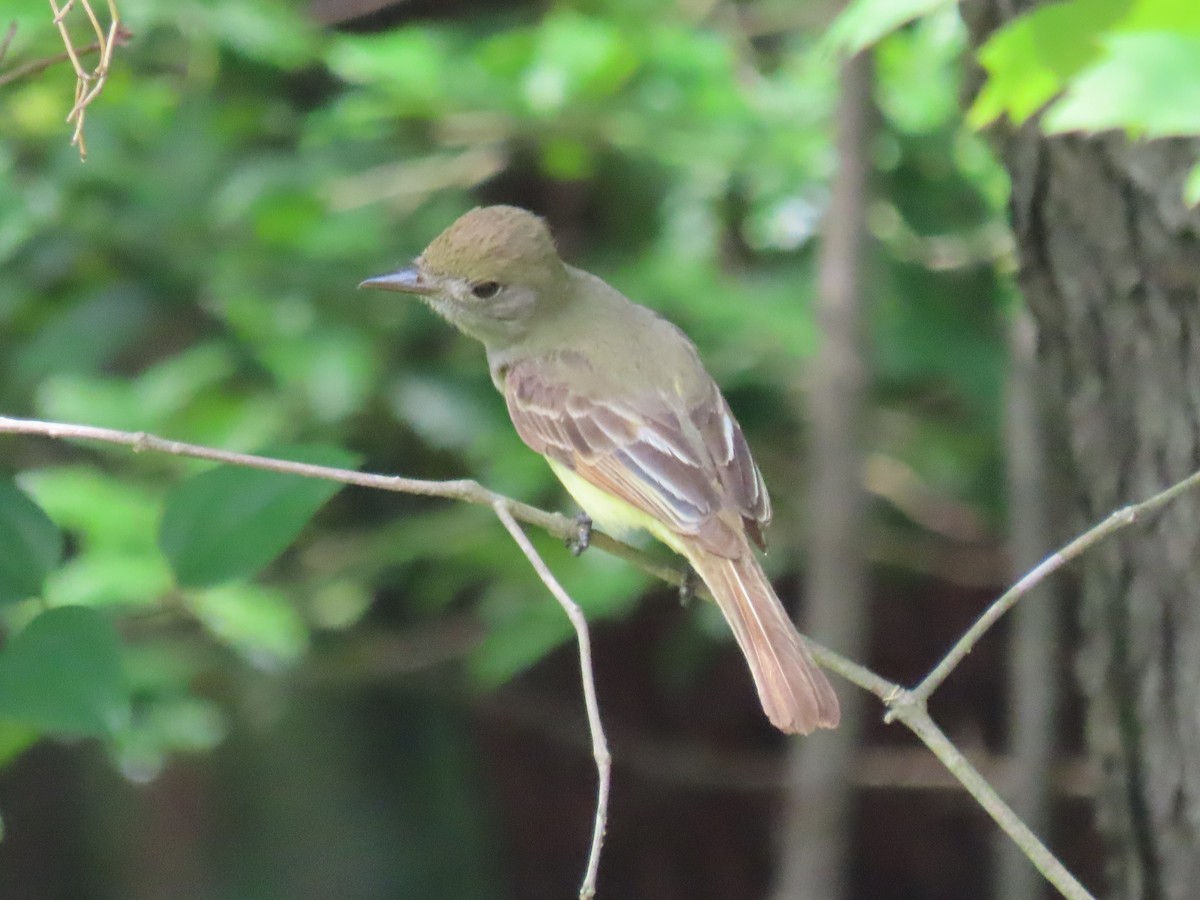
[965,4,1200,896]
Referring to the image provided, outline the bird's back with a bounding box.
[493,266,772,556]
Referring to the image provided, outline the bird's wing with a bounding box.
[687,375,772,547]
[502,351,771,557]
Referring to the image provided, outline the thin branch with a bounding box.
[49,1,85,76]
[493,500,610,900]
[0,413,1123,898]
[0,36,101,88]
[0,414,681,588]
[888,696,1093,900]
[773,46,874,900]
[904,468,1200,709]
[45,0,124,158]
[0,22,17,67]
[0,412,893,692]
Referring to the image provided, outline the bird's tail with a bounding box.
[686,546,840,734]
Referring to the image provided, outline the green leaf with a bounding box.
[1185,162,1200,207]
[471,587,575,688]
[0,480,64,606]
[1119,0,1200,33]
[823,0,958,56]
[326,28,453,115]
[36,344,238,434]
[0,607,130,737]
[521,11,638,115]
[46,552,174,609]
[181,0,320,68]
[15,286,152,387]
[0,0,68,60]
[874,10,969,133]
[25,467,160,552]
[184,582,309,668]
[1042,34,1200,136]
[470,539,646,687]
[969,0,1134,127]
[159,444,360,587]
[0,721,40,769]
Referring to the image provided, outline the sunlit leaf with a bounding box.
[824,0,959,56]
[326,29,454,115]
[46,552,174,609]
[184,582,309,668]
[25,467,159,552]
[1042,33,1200,136]
[521,11,638,114]
[969,0,1133,127]
[1119,0,1200,33]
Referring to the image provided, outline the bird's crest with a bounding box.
[420,206,564,287]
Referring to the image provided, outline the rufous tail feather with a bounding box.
[687,545,839,734]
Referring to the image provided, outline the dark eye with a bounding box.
[471,281,501,299]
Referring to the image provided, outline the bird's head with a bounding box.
[360,205,568,346]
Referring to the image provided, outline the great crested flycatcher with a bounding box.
[361,205,839,734]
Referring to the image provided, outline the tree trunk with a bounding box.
[995,308,1063,900]
[966,5,1200,897]
[771,50,873,900]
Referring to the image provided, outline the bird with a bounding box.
[360,205,839,734]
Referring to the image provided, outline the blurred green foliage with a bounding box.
[0,2,1030,891]
[0,605,127,735]
[835,0,1200,198]
[0,479,63,606]
[158,443,359,588]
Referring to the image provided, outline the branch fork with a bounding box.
[6,412,1188,899]
[47,0,125,158]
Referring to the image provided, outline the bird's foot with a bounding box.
[567,512,593,556]
[678,567,700,607]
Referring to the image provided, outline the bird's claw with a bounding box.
[678,568,699,606]
[567,512,593,556]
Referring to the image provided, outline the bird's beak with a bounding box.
[358,265,435,296]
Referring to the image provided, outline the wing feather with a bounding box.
[503,352,770,557]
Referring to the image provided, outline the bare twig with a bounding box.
[493,500,610,900]
[0,414,681,587]
[903,469,1200,710]
[774,46,874,900]
[0,22,17,67]
[887,694,1092,900]
[0,37,104,88]
[0,412,1138,898]
[46,0,123,158]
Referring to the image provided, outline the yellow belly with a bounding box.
[545,457,688,556]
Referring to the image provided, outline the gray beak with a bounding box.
[358,266,435,295]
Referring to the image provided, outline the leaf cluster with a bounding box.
[1,0,1010,775]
